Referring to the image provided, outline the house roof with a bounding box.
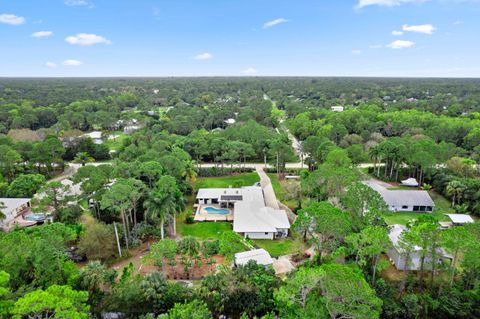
[447,214,474,224]
[197,186,290,234]
[389,224,421,252]
[401,178,419,187]
[0,198,31,225]
[82,131,102,139]
[364,181,434,207]
[197,188,243,199]
[235,249,273,266]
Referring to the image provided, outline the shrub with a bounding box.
[201,240,220,256]
[185,215,195,224]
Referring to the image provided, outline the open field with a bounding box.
[194,172,260,190]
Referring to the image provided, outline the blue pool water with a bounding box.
[204,207,229,215]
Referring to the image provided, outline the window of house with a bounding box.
[402,205,408,209]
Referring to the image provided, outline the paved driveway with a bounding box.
[255,167,280,209]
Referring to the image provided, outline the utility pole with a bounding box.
[113,222,122,258]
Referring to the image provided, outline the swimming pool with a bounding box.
[24,213,48,222]
[203,207,230,215]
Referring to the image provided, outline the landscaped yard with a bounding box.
[176,219,232,240]
[382,190,454,225]
[253,238,306,257]
[194,172,259,191]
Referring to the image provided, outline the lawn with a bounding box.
[104,131,128,151]
[382,190,454,225]
[253,238,306,257]
[268,173,299,209]
[176,220,232,240]
[194,172,259,191]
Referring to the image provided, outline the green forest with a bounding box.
[0,77,479,319]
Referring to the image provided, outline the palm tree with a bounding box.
[144,192,168,240]
[74,152,94,166]
[144,176,185,239]
[369,145,381,177]
[446,180,465,207]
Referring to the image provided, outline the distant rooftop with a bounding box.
[235,249,273,266]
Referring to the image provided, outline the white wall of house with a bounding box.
[390,205,433,212]
[387,248,444,271]
[244,232,274,240]
[390,205,413,212]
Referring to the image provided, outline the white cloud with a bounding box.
[387,40,415,49]
[62,59,83,66]
[31,31,53,38]
[392,30,404,35]
[352,49,362,54]
[0,14,25,25]
[402,24,435,34]
[263,18,289,29]
[65,33,111,46]
[453,20,463,25]
[64,0,93,7]
[45,62,57,68]
[243,67,258,75]
[356,0,428,8]
[193,52,213,60]
[369,44,382,49]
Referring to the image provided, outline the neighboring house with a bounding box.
[401,178,419,187]
[0,198,32,231]
[234,249,273,268]
[82,131,103,144]
[123,125,141,134]
[330,106,344,112]
[387,224,451,271]
[364,181,435,212]
[447,214,474,226]
[195,186,290,240]
[35,179,82,203]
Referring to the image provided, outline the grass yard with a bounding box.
[194,172,259,191]
[268,173,300,209]
[104,131,128,151]
[176,220,232,240]
[253,238,306,257]
[268,173,285,201]
[382,190,454,225]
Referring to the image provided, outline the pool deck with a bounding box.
[194,204,234,222]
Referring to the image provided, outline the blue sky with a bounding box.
[0,0,479,77]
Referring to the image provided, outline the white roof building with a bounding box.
[0,198,31,231]
[364,181,434,212]
[82,131,103,144]
[196,186,290,240]
[234,249,273,267]
[401,178,419,187]
[447,214,474,225]
[331,106,344,112]
[387,224,452,270]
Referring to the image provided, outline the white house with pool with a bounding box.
[194,186,290,240]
